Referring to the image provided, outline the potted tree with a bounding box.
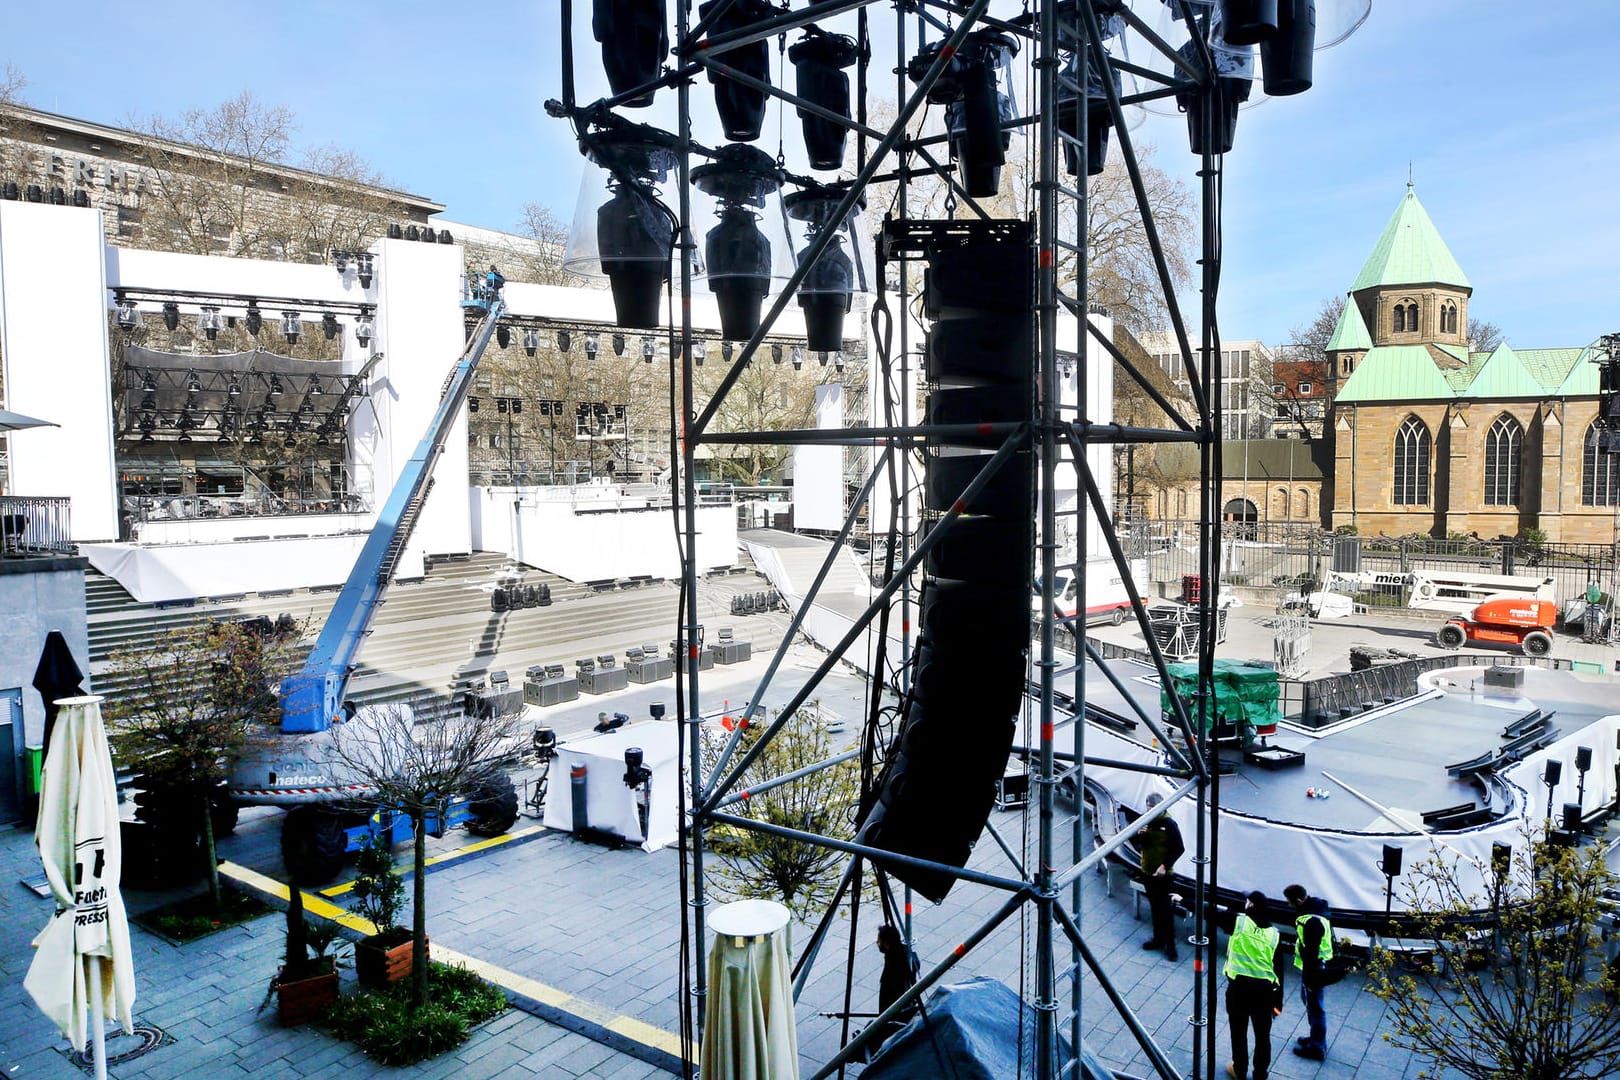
[350,828,414,986]
[269,886,344,1025]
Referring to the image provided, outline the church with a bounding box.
[1328,185,1613,543]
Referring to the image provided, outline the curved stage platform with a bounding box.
[1056,658,1620,927]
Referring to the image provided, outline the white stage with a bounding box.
[82,533,382,605]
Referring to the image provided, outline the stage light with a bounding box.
[512,398,522,415]
[333,250,349,273]
[693,144,784,340]
[908,30,1020,198]
[162,302,180,331]
[308,375,325,396]
[140,393,156,411]
[186,370,201,394]
[387,224,403,239]
[497,324,512,349]
[1221,0,1280,45]
[245,303,263,336]
[267,375,284,399]
[469,396,480,413]
[818,351,829,367]
[771,343,782,364]
[1175,18,1255,155]
[558,330,572,353]
[698,0,773,141]
[564,124,679,329]
[613,332,626,357]
[405,225,420,241]
[200,306,224,341]
[584,332,600,358]
[833,351,845,372]
[642,336,656,362]
[595,0,667,107]
[692,339,707,366]
[322,313,340,340]
[356,311,374,347]
[784,184,870,351]
[789,27,859,170]
[438,230,452,244]
[115,296,138,330]
[790,344,804,370]
[281,311,301,344]
[284,434,297,448]
[356,253,375,288]
[523,328,540,357]
[141,372,157,393]
[722,341,734,363]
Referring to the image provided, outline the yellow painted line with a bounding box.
[319,824,548,899]
[220,857,691,1064]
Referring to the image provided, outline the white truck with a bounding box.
[1306,568,1556,620]
[1033,556,1148,627]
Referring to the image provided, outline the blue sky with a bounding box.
[5,2,1618,347]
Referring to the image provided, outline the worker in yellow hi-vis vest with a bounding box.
[1215,890,1285,1080]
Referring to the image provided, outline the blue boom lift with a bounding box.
[229,285,520,883]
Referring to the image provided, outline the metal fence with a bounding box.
[1132,521,1620,607]
[0,495,73,557]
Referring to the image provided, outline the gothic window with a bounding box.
[1582,422,1620,506]
[1393,417,1430,505]
[1483,415,1522,506]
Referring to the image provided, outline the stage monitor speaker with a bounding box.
[860,220,1033,903]
[1544,759,1562,786]
[1575,745,1593,772]
[1562,802,1583,833]
[1380,844,1403,878]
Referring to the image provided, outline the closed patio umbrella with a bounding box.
[23,695,135,1080]
[0,408,58,431]
[32,630,85,760]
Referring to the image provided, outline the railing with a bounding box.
[124,493,370,527]
[0,495,74,557]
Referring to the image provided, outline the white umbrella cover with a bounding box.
[701,899,800,1080]
[24,695,135,1053]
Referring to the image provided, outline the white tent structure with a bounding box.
[544,722,681,851]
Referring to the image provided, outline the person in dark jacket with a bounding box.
[1139,792,1186,961]
[1215,891,1285,1080]
[485,264,506,302]
[1285,883,1334,1061]
[872,923,919,1049]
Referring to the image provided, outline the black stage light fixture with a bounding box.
[267,375,284,399]
[438,230,452,244]
[721,341,734,363]
[1176,29,1254,155]
[1057,47,1121,178]
[1221,0,1279,45]
[140,392,156,411]
[698,0,773,141]
[227,376,242,397]
[356,252,375,288]
[281,311,301,344]
[245,302,263,336]
[333,250,349,273]
[497,397,508,414]
[141,371,157,393]
[200,306,223,341]
[642,336,656,363]
[908,30,1019,198]
[558,330,572,353]
[595,0,667,108]
[857,220,1034,903]
[784,185,864,352]
[789,27,859,170]
[512,398,522,415]
[584,332,600,358]
[497,324,512,349]
[186,370,202,395]
[581,125,678,329]
[322,313,340,340]
[387,223,403,239]
[405,225,420,241]
[771,343,783,364]
[524,328,540,357]
[355,311,374,348]
[162,302,180,331]
[469,396,480,413]
[692,339,707,367]
[115,296,138,330]
[790,344,804,370]
[1,181,17,200]
[693,144,783,340]
[1260,0,1317,96]
[613,332,626,357]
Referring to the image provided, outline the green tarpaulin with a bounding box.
[1161,659,1281,734]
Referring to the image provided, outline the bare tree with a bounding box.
[104,617,304,909]
[1368,834,1620,1080]
[696,355,822,485]
[0,64,25,106]
[1469,317,1504,353]
[1249,295,1344,439]
[328,703,523,1009]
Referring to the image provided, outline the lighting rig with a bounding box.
[552,2,1369,1078]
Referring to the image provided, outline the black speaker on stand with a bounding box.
[858,220,1034,903]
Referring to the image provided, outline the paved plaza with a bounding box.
[6,607,1611,1078]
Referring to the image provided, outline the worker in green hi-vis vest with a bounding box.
[1213,891,1286,1080]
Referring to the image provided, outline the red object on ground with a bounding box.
[1436,597,1558,656]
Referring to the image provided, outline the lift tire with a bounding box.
[1522,631,1553,658]
[465,773,520,837]
[282,806,349,885]
[1435,624,1466,649]
[1110,607,1128,627]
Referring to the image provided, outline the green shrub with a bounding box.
[321,961,507,1065]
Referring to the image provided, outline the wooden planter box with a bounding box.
[356,930,424,986]
[275,963,338,1026]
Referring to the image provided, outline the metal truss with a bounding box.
[555,2,1231,1076]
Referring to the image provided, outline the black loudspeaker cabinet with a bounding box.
[859,220,1034,903]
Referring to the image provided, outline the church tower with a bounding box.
[1349,183,1471,353]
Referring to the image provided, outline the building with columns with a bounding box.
[1330,186,1614,542]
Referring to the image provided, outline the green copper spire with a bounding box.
[1324,297,1372,352]
[1350,186,1471,292]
